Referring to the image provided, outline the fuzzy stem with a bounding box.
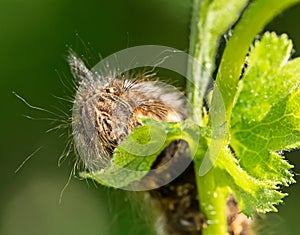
[186,0,211,126]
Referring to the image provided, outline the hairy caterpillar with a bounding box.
[68,51,251,235]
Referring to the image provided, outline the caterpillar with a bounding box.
[68,51,251,235]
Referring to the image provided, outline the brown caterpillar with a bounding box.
[68,52,251,235]
[69,51,186,171]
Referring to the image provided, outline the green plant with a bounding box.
[81,0,300,234]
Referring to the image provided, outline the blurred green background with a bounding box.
[1,0,300,234]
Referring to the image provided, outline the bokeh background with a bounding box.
[1,0,300,234]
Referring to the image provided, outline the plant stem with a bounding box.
[188,0,300,234]
[194,160,228,234]
[187,0,248,234]
[186,0,210,126]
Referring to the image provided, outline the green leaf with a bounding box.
[81,119,202,188]
[231,32,300,186]
[211,0,300,127]
[215,147,285,216]
[198,1,300,232]
[195,32,300,227]
[231,32,295,125]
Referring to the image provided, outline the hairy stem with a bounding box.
[186,0,210,126]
